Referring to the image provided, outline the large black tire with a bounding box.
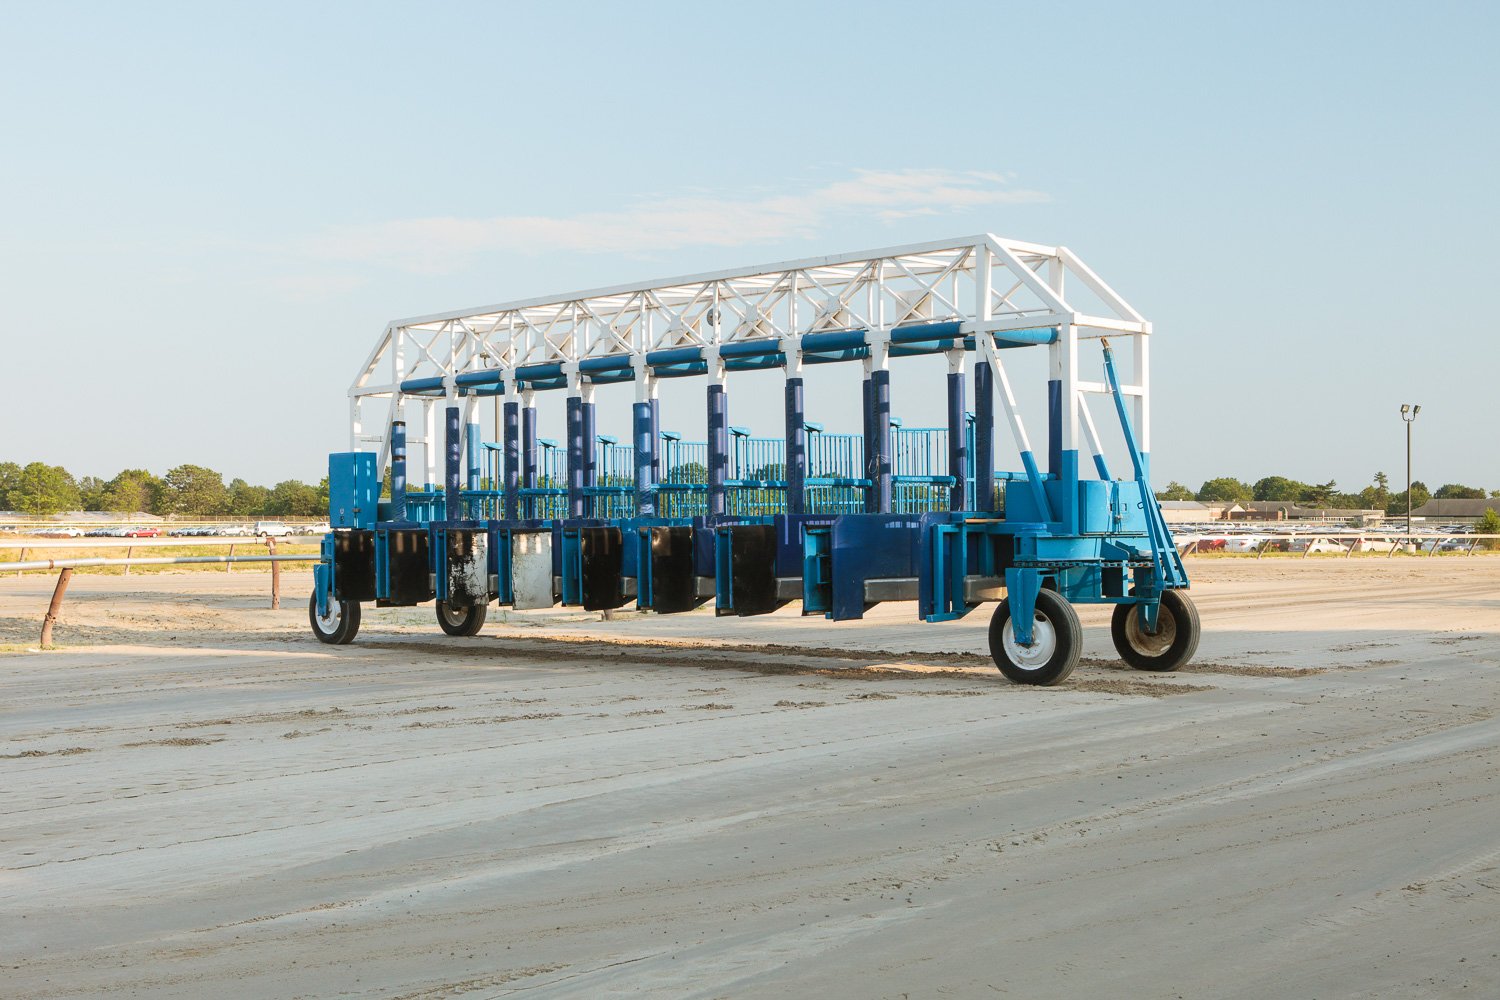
[1111,589,1200,672]
[988,588,1083,686]
[436,600,487,637]
[309,593,361,645]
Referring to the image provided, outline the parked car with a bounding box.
[123,527,162,538]
[253,521,290,537]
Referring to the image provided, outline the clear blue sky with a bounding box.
[3,1,1496,494]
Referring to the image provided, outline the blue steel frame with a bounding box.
[318,237,1187,671]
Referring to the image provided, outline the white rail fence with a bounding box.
[1177,532,1500,557]
[0,537,320,647]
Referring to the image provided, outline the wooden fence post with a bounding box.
[40,568,73,648]
[268,537,280,610]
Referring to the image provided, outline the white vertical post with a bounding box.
[423,398,437,489]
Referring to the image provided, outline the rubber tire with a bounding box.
[988,588,1083,686]
[1111,589,1200,672]
[436,600,487,637]
[309,593,361,645]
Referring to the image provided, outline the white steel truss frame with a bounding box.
[348,234,1151,477]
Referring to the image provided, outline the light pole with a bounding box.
[1401,403,1420,537]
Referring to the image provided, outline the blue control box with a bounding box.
[329,452,378,529]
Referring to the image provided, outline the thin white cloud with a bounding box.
[300,169,1047,274]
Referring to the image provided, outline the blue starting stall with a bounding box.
[314,235,1198,685]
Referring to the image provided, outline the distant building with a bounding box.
[1227,501,1383,524]
[1158,500,1211,523]
[1409,498,1499,523]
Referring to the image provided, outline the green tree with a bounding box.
[159,464,228,516]
[317,475,330,513]
[227,478,272,517]
[11,462,81,516]
[1475,508,1500,550]
[0,461,20,509]
[77,475,108,511]
[265,480,321,517]
[1299,480,1338,506]
[1196,477,1252,503]
[1156,481,1195,501]
[1253,476,1307,501]
[104,469,164,514]
[1434,483,1486,500]
[1387,480,1431,517]
[666,461,708,484]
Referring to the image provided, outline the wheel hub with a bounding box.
[316,602,341,632]
[1002,613,1058,670]
[1125,604,1176,655]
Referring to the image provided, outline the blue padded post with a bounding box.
[503,401,519,520]
[465,422,481,492]
[947,371,967,511]
[707,384,728,517]
[521,403,538,519]
[581,399,597,515]
[862,376,876,513]
[444,406,461,519]
[1047,377,1062,476]
[390,420,408,521]
[785,377,806,515]
[873,368,893,513]
[975,361,995,512]
[633,401,656,516]
[648,397,661,483]
[566,395,584,518]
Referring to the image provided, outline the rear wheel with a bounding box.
[436,600,487,637]
[1111,589,1200,672]
[988,588,1082,686]
[309,593,360,645]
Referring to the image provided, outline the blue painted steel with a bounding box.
[399,376,446,394]
[633,401,656,516]
[503,401,519,520]
[872,369,893,513]
[1056,448,1080,534]
[1005,567,1042,646]
[329,452,378,529]
[861,377,875,513]
[829,513,922,620]
[1100,344,1189,592]
[566,396,584,518]
[707,385,728,517]
[389,420,408,522]
[444,407,462,519]
[946,372,967,511]
[801,525,831,614]
[1018,450,1053,521]
[785,377,806,515]
[514,362,563,384]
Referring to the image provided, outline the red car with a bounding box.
[123,527,162,538]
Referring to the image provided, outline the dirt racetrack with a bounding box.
[3,559,1499,998]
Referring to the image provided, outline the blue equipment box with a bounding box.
[329,452,379,529]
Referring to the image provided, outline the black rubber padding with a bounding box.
[648,526,699,614]
[580,527,627,611]
[729,524,780,617]
[333,530,376,602]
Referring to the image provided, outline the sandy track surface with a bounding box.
[3,561,1499,998]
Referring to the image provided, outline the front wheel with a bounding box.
[436,600,487,637]
[1111,590,1200,672]
[309,593,361,645]
[988,588,1082,686]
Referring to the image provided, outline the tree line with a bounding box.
[0,462,329,518]
[1155,472,1499,516]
